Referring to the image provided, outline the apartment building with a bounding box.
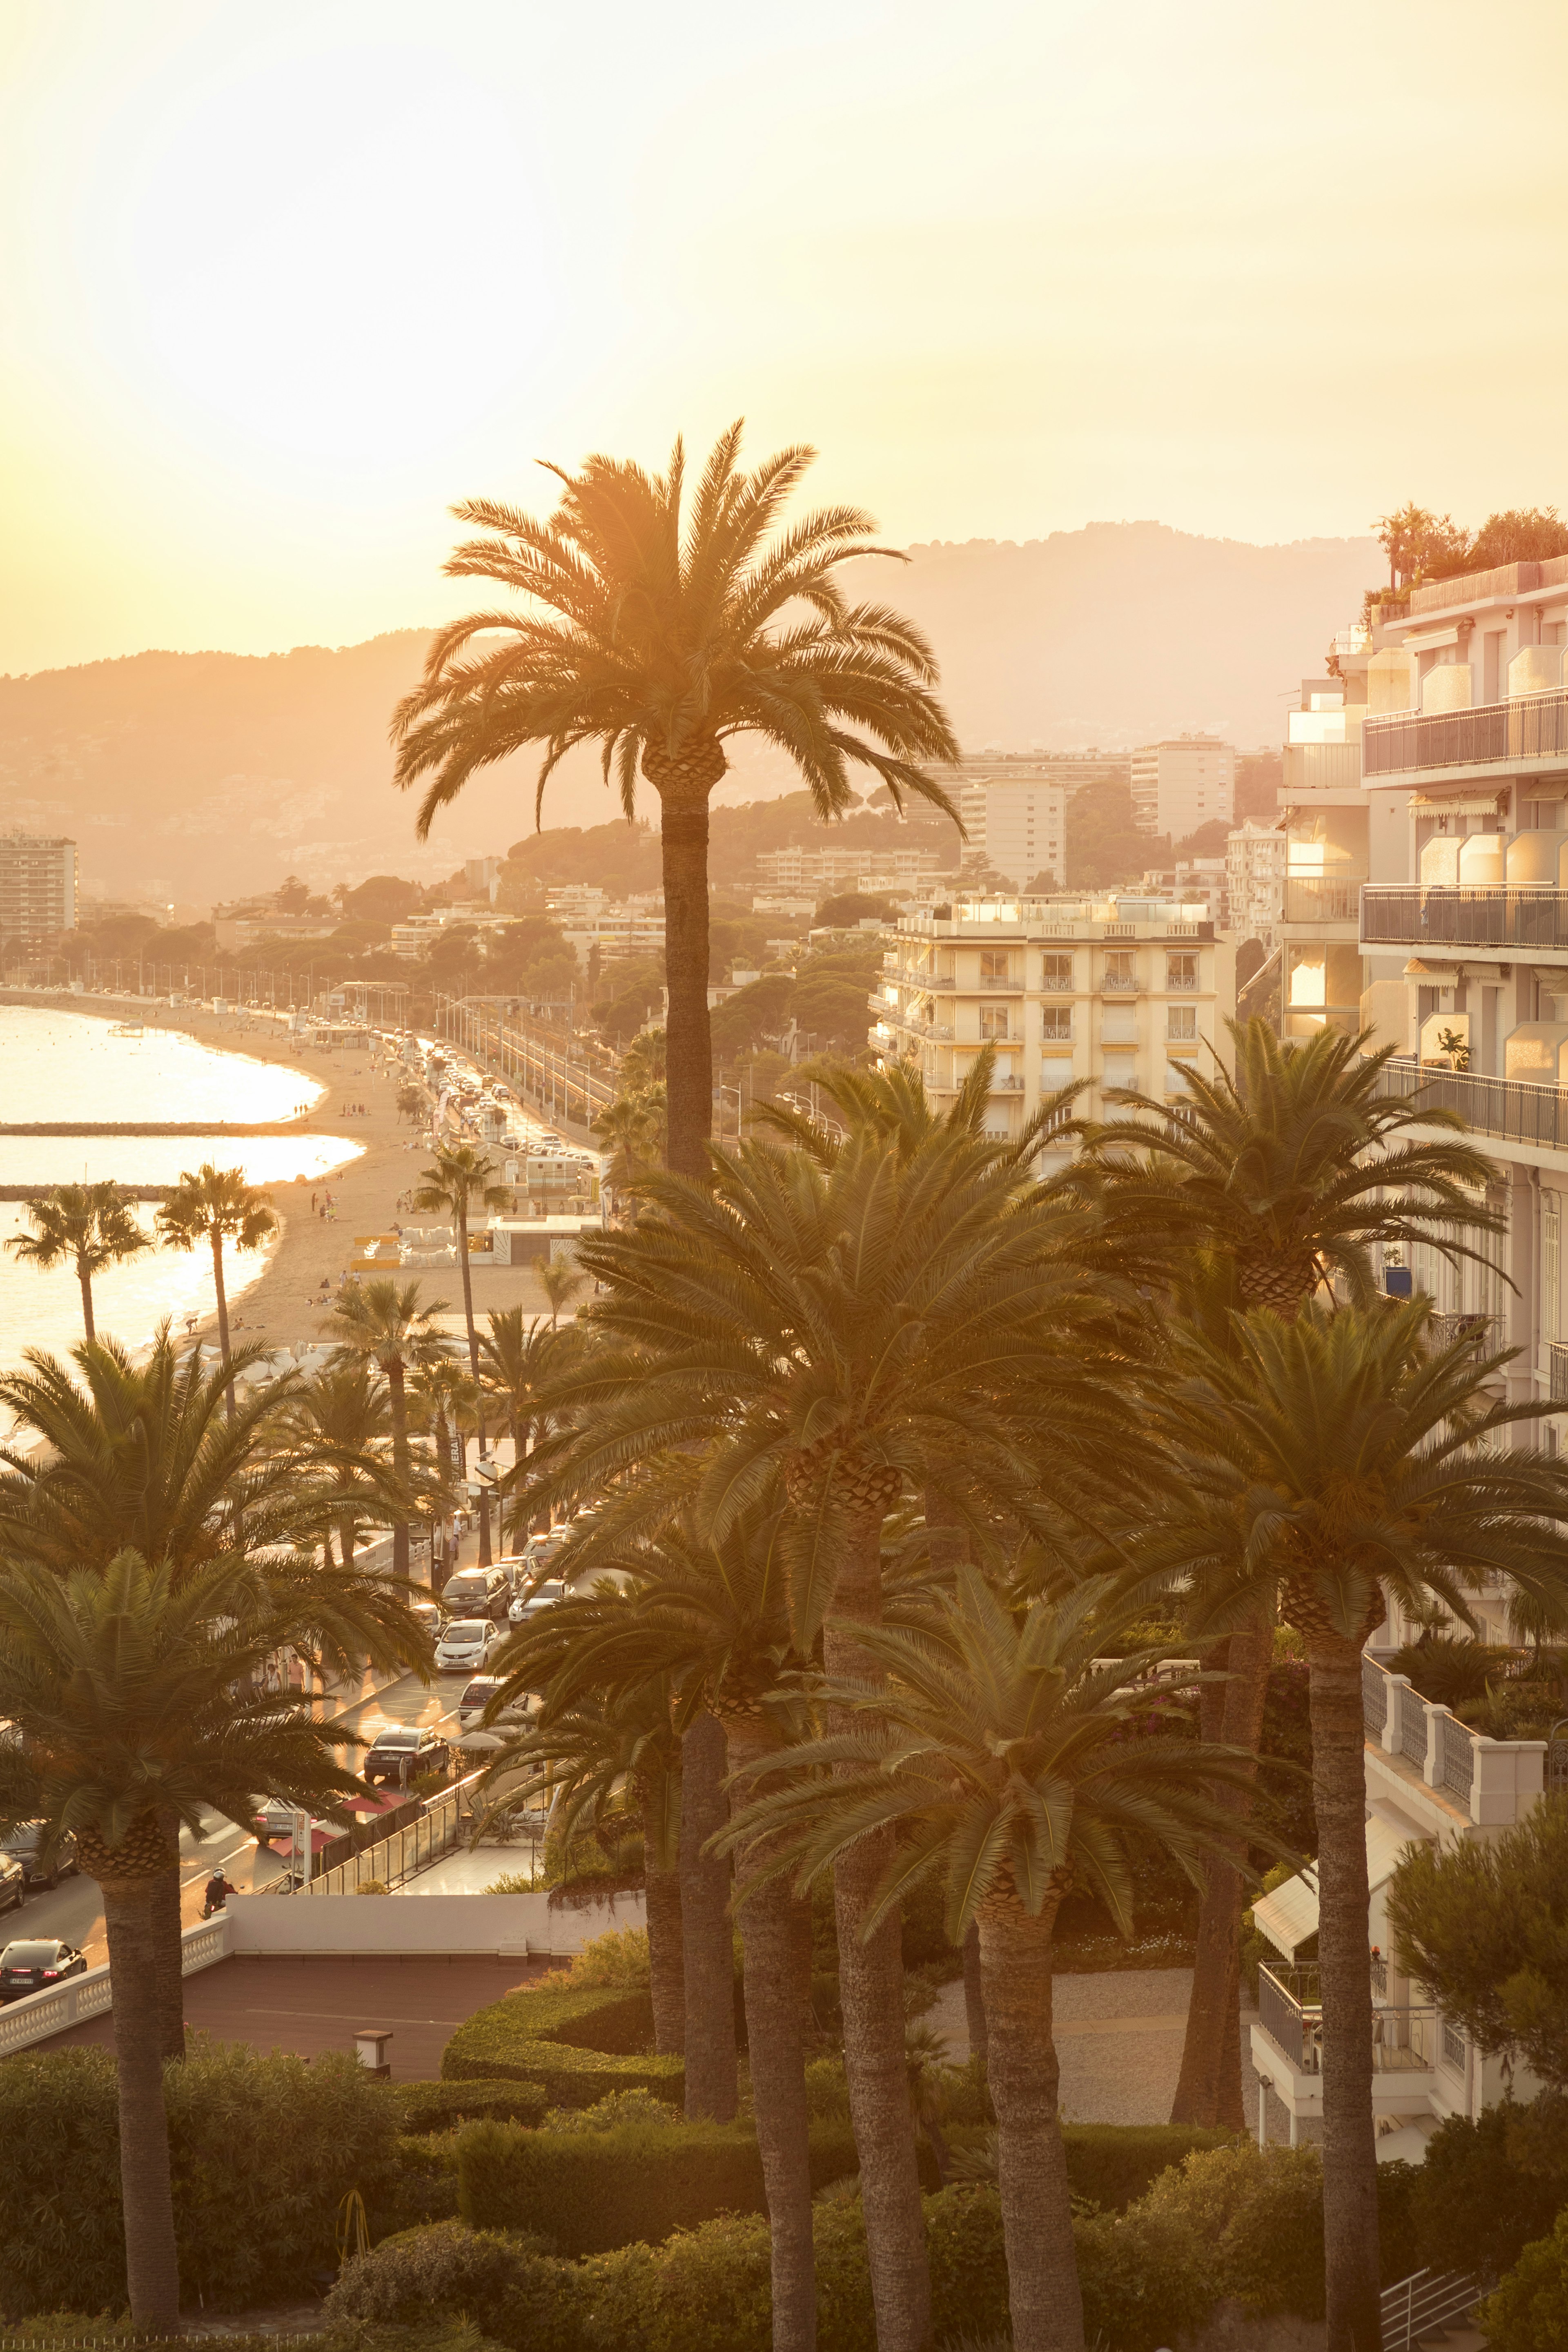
[755,843,945,893]
[1130,734,1235,837]
[0,833,77,944]
[1226,821,1286,949]
[871,892,1235,1145]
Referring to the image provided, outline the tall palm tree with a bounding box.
[325,1279,453,1578]
[1079,1018,1504,2129]
[410,1145,509,1563]
[5,1182,150,1342]
[725,1570,1261,2352]
[0,1548,374,2329]
[407,1358,479,1583]
[509,1084,1132,2352]
[1148,1301,1568,2352]
[478,1309,577,1550]
[280,1362,395,1568]
[592,1083,667,1193]
[155,1163,278,1419]
[389,423,963,1176]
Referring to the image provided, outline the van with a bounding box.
[440,1565,510,1621]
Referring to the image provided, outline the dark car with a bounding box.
[0,1822,79,1891]
[364,1725,452,1788]
[441,1566,510,1621]
[0,1938,88,2001]
[0,1855,23,1916]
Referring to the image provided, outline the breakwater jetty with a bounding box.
[0,1121,316,1138]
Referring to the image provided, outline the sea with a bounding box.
[0,1004,361,1375]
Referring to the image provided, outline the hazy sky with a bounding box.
[4,0,1567,675]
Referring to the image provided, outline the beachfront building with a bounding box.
[0,832,77,945]
[871,891,1235,1144]
[1130,734,1235,837]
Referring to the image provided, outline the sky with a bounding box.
[3,0,1568,676]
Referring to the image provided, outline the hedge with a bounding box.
[1060,2121,1234,2212]
[390,2078,550,2134]
[458,2114,862,2254]
[441,1978,684,2109]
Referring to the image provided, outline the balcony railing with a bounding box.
[1359,1646,1547,1820]
[1101,974,1139,993]
[1284,876,1365,924]
[1368,1053,1568,1150]
[1361,883,1568,952]
[1550,1342,1568,1401]
[1429,1311,1498,1353]
[1364,688,1568,778]
[1256,1962,1438,2075]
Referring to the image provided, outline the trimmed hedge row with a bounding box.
[391,2078,550,2134]
[458,2115,863,2254]
[441,1979,684,2109]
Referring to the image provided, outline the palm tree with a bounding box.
[508,1079,1132,2352]
[5,1182,150,1341]
[389,423,963,1176]
[725,1570,1261,2352]
[156,1163,278,1419]
[0,1547,374,2328]
[478,1310,576,1550]
[280,1362,395,1567]
[1148,1301,1568,2352]
[592,1083,667,1194]
[324,1279,453,1578]
[1080,1018,1504,2129]
[407,1358,479,1582]
[538,1256,587,1327]
[410,1145,509,1564]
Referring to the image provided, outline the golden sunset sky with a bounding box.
[3,0,1566,674]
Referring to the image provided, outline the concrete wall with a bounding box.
[227,1889,646,1959]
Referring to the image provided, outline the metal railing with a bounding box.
[1283,876,1365,924]
[1381,2270,1482,2352]
[1100,974,1139,993]
[1442,2018,1467,2071]
[1257,1962,1439,2075]
[296,1768,503,1896]
[1369,1052,1568,1150]
[1364,687,1568,777]
[1429,1311,1498,1352]
[1551,1342,1568,1401]
[1361,882,1568,951]
[1361,1649,1501,1808]
[1361,1655,1388,1737]
[1440,1713,1476,1802]
[1400,1682,1430,1769]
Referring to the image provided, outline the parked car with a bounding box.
[0,1939,87,2000]
[364,1725,453,1788]
[441,1565,510,1621]
[434,1617,501,1674]
[0,1855,24,1915]
[0,1822,79,1891]
[508,1576,567,1627]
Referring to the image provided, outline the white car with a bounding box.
[456,1675,537,1743]
[433,1618,500,1673]
[508,1577,567,1627]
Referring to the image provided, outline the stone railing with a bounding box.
[1362,1648,1545,1824]
[0,1913,232,2061]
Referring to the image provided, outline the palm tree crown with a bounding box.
[390,424,963,1174]
[155,1163,278,1413]
[411,1145,509,1562]
[325,1278,452,1577]
[6,1182,149,1343]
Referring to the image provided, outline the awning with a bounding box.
[1252,1820,1419,1959]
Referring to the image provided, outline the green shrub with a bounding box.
[539,2088,681,2134]
[1477,2209,1568,2352]
[1141,2138,1323,2317]
[457,2114,862,2254]
[441,1977,683,2109]
[1074,2203,1216,2352]
[391,2080,550,2134]
[325,2218,588,2350]
[1407,2100,1568,2278]
[0,2039,401,2318]
[1061,2122,1233,2213]
[566,1925,651,1987]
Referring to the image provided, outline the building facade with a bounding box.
[0,833,77,944]
[871,893,1235,1144]
[1226,820,1286,950]
[1130,734,1236,837]
[755,843,946,894]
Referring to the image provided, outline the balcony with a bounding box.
[1369,1052,1568,1151]
[1100,974,1140,994]
[1360,1647,1546,1823]
[1361,883,1568,953]
[1364,688,1568,780]
[1429,1311,1499,1354]
[1256,1962,1439,2078]
[1283,876,1365,924]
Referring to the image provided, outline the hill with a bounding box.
[0,522,1377,906]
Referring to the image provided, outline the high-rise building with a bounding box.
[952,751,1130,886]
[0,834,77,944]
[1225,821,1287,949]
[1130,735,1235,837]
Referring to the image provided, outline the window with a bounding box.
[1103,951,1136,992]
[1167,1005,1197,1041]
[980,949,1011,983]
[1166,953,1198,991]
[979,1004,1010,1040]
[1040,1007,1072,1040]
[1040,953,1073,991]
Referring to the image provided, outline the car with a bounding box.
[441,1565,510,1621]
[434,1617,500,1673]
[0,1939,87,2001]
[523,1530,567,1568]
[456,1675,537,1739]
[0,1822,79,1891]
[409,1598,444,1639]
[0,1855,24,1916]
[508,1576,567,1626]
[364,1725,453,1788]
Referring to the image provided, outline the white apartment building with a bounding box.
[871,893,1235,1144]
[1131,735,1236,837]
[0,833,77,944]
[755,843,945,893]
[1226,822,1286,949]
[957,774,1067,889]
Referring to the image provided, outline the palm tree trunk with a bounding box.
[823,1501,931,2352]
[1171,1615,1272,2128]
[679,1705,738,2120]
[456,1199,493,1565]
[388,1359,410,1579]
[637,1779,685,2058]
[78,1256,97,1343]
[976,1894,1083,2352]
[961,1924,988,2071]
[151,1806,187,2063]
[100,1875,182,2327]
[210,1228,234,1423]
[727,1708,817,2352]
[646,745,722,1181]
[1304,1625,1381,2352]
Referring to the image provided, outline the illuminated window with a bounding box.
[979,1004,1010,1040]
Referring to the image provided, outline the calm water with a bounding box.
[0,1005,360,1374]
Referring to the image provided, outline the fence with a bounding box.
[294,1767,527,1895]
[1381,2269,1483,2352]
[1363,686,1568,777]
[1361,882,1568,951]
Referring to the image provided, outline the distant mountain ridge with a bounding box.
[0,521,1378,904]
